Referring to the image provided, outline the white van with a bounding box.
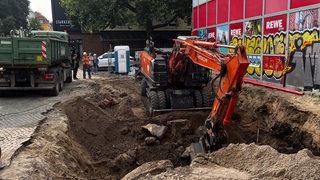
[97,51,115,71]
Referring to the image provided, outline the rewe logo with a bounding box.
[231,29,242,36]
[266,20,283,29]
[208,32,215,39]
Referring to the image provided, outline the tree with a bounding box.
[0,16,16,35]
[0,0,29,35]
[60,0,191,39]
[28,17,43,31]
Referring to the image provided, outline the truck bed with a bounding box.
[0,33,69,67]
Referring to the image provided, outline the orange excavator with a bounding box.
[140,36,249,151]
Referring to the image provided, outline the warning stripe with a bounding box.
[42,41,47,59]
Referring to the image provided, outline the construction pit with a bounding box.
[1,75,320,179]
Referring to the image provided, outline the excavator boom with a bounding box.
[173,36,249,126]
[169,36,249,151]
[139,36,249,151]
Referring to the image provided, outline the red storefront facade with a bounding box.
[192,0,320,90]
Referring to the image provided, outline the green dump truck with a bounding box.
[0,31,73,96]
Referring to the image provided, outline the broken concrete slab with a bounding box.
[142,123,167,139]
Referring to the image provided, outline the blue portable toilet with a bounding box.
[114,45,130,73]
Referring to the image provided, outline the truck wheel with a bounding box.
[48,79,59,96]
[194,90,203,108]
[148,91,159,116]
[65,70,72,83]
[157,91,166,109]
[140,78,147,96]
[202,90,210,107]
[59,73,64,91]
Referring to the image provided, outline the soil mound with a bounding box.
[145,143,320,179]
[1,76,320,179]
[63,79,320,178]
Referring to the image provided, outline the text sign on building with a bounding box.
[208,27,216,42]
[229,23,243,39]
[264,14,287,34]
[51,0,81,32]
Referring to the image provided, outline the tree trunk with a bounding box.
[145,19,155,56]
[146,19,153,42]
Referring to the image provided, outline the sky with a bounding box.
[29,0,53,22]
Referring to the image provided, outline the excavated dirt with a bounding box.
[228,86,320,155]
[1,74,320,179]
[63,78,208,178]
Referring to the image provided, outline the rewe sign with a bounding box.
[264,14,287,34]
[266,20,283,29]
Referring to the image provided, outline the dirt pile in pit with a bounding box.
[227,84,320,155]
[140,143,320,179]
[63,78,210,178]
[63,77,320,179]
[205,143,320,179]
[2,75,320,179]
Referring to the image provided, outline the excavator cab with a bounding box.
[140,46,212,115]
[140,36,249,153]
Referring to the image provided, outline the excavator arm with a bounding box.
[170,36,249,152]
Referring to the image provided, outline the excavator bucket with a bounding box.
[189,142,206,159]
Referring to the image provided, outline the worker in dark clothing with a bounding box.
[72,53,79,79]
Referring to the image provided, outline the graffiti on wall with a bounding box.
[229,23,243,53]
[260,14,288,82]
[263,14,287,55]
[288,29,320,52]
[193,8,320,89]
[244,9,320,86]
[244,36,262,54]
[243,21,263,79]
[230,37,242,47]
[246,29,320,81]
[246,55,261,78]
[285,7,320,89]
[263,56,286,79]
[192,2,320,89]
[263,32,286,55]
[286,29,320,88]
[244,19,262,54]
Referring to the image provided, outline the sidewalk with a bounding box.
[0,101,56,169]
[0,68,124,168]
[0,69,90,169]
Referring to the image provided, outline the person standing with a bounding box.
[89,52,94,75]
[72,52,79,79]
[82,52,91,79]
[93,53,99,74]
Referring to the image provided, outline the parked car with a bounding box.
[97,52,115,71]
[97,51,136,71]
[130,55,134,62]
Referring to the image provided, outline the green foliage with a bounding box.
[0,0,29,35]
[0,16,16,35]
[60,0,191,36]
[29,17,43,31]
